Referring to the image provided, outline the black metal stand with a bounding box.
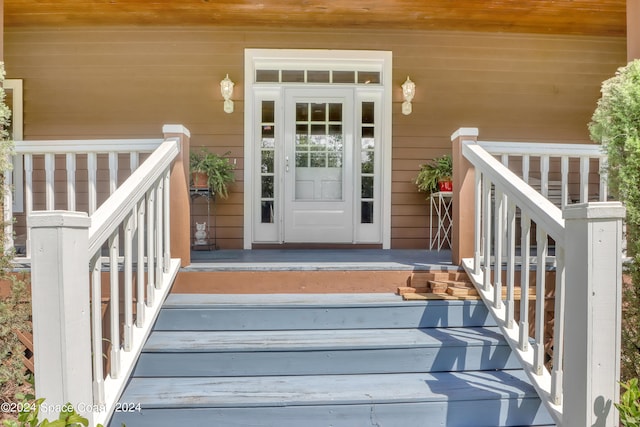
[190,187,216,250]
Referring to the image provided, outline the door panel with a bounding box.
[284,89,354,243]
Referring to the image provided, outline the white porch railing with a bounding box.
[5,137,164,259]
[27,125,191,426]
[478,140,608,207]
[452,128,625,427]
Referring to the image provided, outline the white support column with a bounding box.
[29,211,94,423]
[563,202,625,427]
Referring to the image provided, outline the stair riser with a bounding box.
[155,303,496,331]
[111,399,553,427]
[133,345,519,377]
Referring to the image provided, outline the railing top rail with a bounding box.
[463,141,565,240]
[14,138,164,154]
[88,138,179,254]
[478,140,606,158]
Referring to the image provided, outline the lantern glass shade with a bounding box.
[402,76,415,102]
[220,74,234,100]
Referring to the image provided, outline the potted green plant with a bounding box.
[189,147,235,199]
[415,154,453,195]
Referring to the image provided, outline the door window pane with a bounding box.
[256,70,279,82]
[308,70,330,83]
[282,70,305,82]
[261,201,274,223]
[361,201,374,223]
[358,71,380,84]
[295,101,343,200]
[310,103,326,121]
[360,101,375,224]
[259,100,276,224]
[333,71,355,83]
[261,176,274,198]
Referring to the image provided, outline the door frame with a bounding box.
[243,49,392,249]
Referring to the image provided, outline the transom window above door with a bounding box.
[255,69,381,85]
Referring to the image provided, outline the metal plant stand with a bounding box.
[429,191,453,251]
[190,187,216,250]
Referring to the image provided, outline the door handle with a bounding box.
[286,156,289,173]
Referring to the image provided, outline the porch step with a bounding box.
[113,371,551,427]
[133,326,520,377]
[113,293,553,426]
[154,293,497,330]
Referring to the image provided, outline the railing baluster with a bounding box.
[87,152,98,215]
[24,154,33,258]
[482,177,492,291]
[493,187,503,309]
[136,199,146,327]
[540,155,549,198]
[45,153,55,210]
[505,200,516,328]
[155,180,163,288]
[474,169,481,275]
[534,226,548,375]
[560,156,568,209]
[146,188,155,306]
[163,170,171,271]
[109,230,120,378]
[599,157,608,201]
[109,152,118,195]
[522,155,530,184]
[519,213,531,352]
[123,212,134,352]
[580,156,589,203]
[66,153,77,211]
[551,245,565,405]
[130,152,139,173]
[90,253,105,405]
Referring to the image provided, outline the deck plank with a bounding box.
[120,370,539,408]
[144,327,508,352]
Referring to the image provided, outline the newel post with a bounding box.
[451,128,478,265]
[163,124,191,267]
[563,202,625,427]
[29,211,94,423]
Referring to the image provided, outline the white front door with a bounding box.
[283,88,354,243]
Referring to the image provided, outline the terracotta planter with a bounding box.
[191,172,209,189]
[438,180,453,192]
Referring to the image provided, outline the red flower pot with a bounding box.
[438,180,453,192]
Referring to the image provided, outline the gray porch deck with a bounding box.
[186,249,458,271]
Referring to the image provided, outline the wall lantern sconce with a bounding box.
[220,74,235,114]
[401,76,415,115]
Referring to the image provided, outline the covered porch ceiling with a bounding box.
[4,0,626,37]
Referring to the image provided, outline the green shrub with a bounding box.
[2,395,103,427]
[0,277,31,400]
[617,378,640,427]
[590,59,640,381]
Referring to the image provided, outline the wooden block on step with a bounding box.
[447,287,470,297]
[445,280,474,288]
[429,281,449,293]
[409,272,449,286]
[404,293,458,301]
[397,286,416,296]
[448,272,470,281]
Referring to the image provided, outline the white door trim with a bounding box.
[244,49,392,249]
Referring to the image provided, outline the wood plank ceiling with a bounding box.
[4,0,626,37]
